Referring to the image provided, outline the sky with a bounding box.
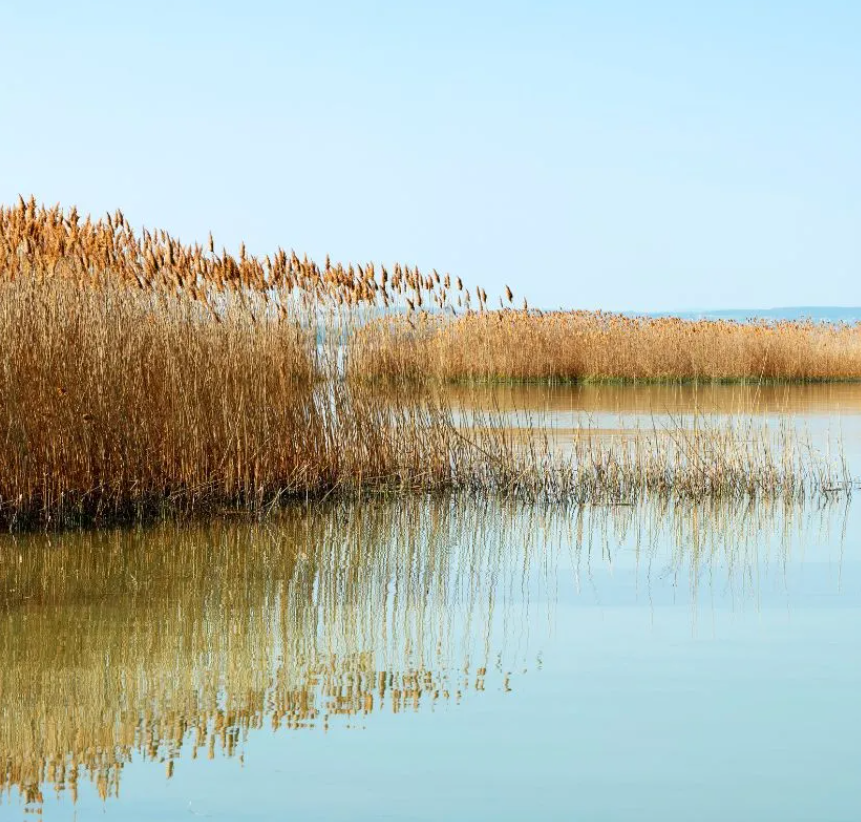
[1,0,858,311]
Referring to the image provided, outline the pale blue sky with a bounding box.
[1,1,858,310]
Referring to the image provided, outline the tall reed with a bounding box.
[349,310,861,384]
[0,199,854,529]
[0,277,516,528]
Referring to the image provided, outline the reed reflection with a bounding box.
[446,379,861,417]
[0,500,550,805]
[0,497,850,808]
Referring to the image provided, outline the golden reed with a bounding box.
[0,198,853,528]
[0,197,491,527]
[350,310,861,384]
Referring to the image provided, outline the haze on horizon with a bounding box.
[1,0,858,312]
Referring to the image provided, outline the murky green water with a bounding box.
[2,384,860,821]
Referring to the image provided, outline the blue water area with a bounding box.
[2,495,858,822]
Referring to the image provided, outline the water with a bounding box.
[2,384,860,821]
[447,382,861,474]
[447,381,861,417]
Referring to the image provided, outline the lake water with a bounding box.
[449,382,861,464]
[2,384,860,821]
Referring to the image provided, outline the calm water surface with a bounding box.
[2,384,860,821]
[450,382,861,465]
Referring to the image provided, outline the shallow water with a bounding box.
[1,490,859,820]
[450,382,861,469]
[448,381,861,416]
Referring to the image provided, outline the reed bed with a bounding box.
[472,413,853,503]
[7,196,861,386]
[0,276,520,528]
[0,196,456,313]
[349,310,861,384]
[0,276,849,528]
[0,198,855,529]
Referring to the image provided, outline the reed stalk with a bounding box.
[0,200,854,530]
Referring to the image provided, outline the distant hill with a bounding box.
[646,307,861,323]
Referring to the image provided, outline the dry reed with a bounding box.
[0,276,521,528]
[349,310,861,384]
[0,199,854,529]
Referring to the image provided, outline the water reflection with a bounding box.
[446,381,861,416]
[0,497,853,814]
[448,382,861,469]
[0,501,549,806]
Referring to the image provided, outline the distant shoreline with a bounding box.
[642,307,861,323]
